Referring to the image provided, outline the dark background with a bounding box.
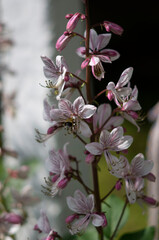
[89,1,159,113]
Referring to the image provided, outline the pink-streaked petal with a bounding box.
[131,153,154,177]
[58,99,73,116]
[80,105,97,119]
[43,99,52,122]
[73,96,85,115]
[114,135,133,151]
[37,209,51,234]
[99,129,110,146]
[81,58,90,69]
[116,67,133,88]
[110,126,123,142]
[96,33,111,50]
[100,49,120,61]
[97,54,111,63]
[69,215,90,235]
[89,29,98,51]
[79,120,92,138]
[93,104,111,131]
[91,214,105,227]
[50,109,66,122]
[85,142,104,155]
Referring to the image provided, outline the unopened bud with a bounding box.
[115,180,122,190]
[65,214,78,224]
[142,195,157,206]
[4,213,23,224]
[65,13,73,19]
[57,177,69,189]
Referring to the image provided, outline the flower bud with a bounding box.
[56,32,74,51]
[103,21,124,35]
[107,90,114,101]
[65,214,78,224]
[142,195,157,206]
[4,213,23,224]
[57,177,69,189]
[144,172,156,182]
[81,58,90,69]
[115,180,122,190]
[47,126,56,135]
[85,153,95,164]
[66,13,81,32]
[65,13,73,19]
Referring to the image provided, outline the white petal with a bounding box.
[85,142,104,155]
[96,33,111,50]
[79,120,92,138]
[91,214,104,227]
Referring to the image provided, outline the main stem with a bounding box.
[85,1,103,240]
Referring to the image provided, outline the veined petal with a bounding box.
[87,194,95,213]
[91,62,105,81]
[58,99,73,116]
[73,96,85,115]
[89,29,98,51]
[80,105,97,119]
[116,67,133,88]
[37,209,51,234]
[131,153,154,177]
[50,109,66,122]
[122,112,140,132]
[100,49,120,61]
[105,116,124,130]
[114,135,133,151]
[99,129,110,146]
[96,33,111,50]
[85,142,104,155]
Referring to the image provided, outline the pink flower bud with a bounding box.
[103,21,124,35]
[107,90,114,101]
[144,172,156,182]
[85,153,95,164]
[57,177,69,189]
[56,33,73,51]
[4,213,23,224]
[47,126,56,134]
[65,13,73,19]
[142,195,157,206]
[65,214,78,224]
[115,180,122,190]
[51,174,60,183]
[66,13,81,32]
[81,58,90,69]
[80,14,86,20]
[34,224,42,233]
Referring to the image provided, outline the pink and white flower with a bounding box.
[109,153,154,203]
[106,67,133,105]
[41,55,69,100]
[50,96,97,137]
[34,209,59,240]
[66,190,106,234]
[44,143,71,197]
[76,29,120,80]
[85,126,133,164]
[56,31,75,51]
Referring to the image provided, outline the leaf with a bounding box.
[102,194,129,239]
[119,226,155,240]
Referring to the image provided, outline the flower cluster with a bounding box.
[36,1,157,239]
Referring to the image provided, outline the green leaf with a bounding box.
[102,194,129,239]
[119,226,155,240]
[76,227,98,240]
